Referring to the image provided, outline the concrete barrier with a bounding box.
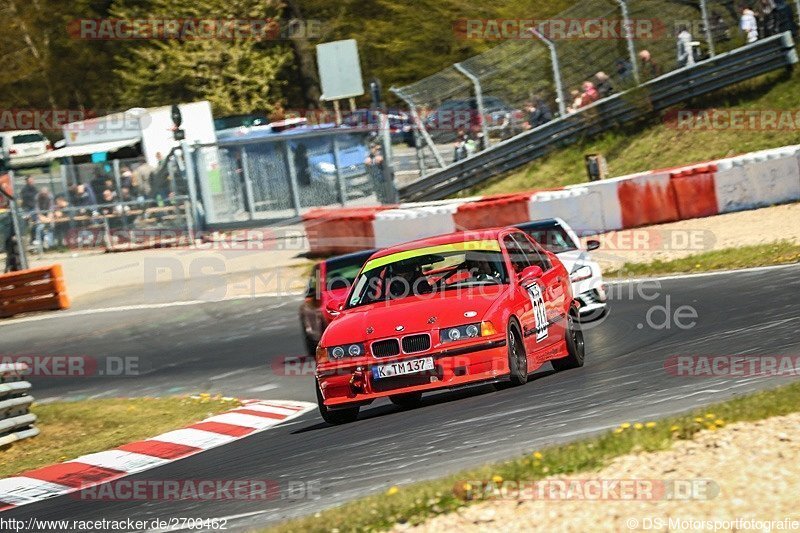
[0,363,38,448]
[715,146,800,213]
[0,265,70,319]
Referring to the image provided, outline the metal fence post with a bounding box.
[6,170,29,270]
[699,0,716,57]
[283,141,303,217]
[111,159,128,233]
[530,27,567,116]
[391,87,447,169]
[180,142,204,229]
[795,0,800,31]
[453,62,491,148]
[616,0,640,84]
[239,147,256,219]
[379,111,399,204]
[331,135,347,206]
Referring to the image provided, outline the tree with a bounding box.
[111,0,291,115]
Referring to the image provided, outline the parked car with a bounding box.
[300,249,379,356]
[314,228,584,424]
[342,109,414,146]
[516,218,608,321]
[423,97,523,143]
[0,130,52,169]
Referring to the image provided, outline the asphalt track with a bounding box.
[2,263,800,531]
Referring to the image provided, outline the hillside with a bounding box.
[468,68,800,196]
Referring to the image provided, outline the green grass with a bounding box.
[268,381,800,533]
[0,395,240,478]
[606,241,800,278]
[468,69,800,196]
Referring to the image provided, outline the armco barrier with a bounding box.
[0,265,70,319]
[302,144,800,254]
[0,363,38,448]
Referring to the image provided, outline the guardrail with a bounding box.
[0,363,38,448]
[0,265,70,319]
[398,32,798,202]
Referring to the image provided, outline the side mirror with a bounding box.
[586,239,601,251]
[325,299,345,318]
[519,265,543,286]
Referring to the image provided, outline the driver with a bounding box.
[466,252,502,283]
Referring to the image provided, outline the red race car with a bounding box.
[300,249,378,356]
[314,228,585,424]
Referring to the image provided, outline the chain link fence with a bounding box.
[393,0,800,183]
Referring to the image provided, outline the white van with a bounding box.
[0,130,52,169]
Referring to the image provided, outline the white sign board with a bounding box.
[316,39,364,101]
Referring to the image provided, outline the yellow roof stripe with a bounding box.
[364,240,501,271]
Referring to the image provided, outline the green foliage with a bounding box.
[110,0,291,114]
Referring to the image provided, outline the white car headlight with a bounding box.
[570,265,593,283]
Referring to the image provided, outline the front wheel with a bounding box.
[507,321,528,385]
[552,313,585,371]
[316,381,359,424]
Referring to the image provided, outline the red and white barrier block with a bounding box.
[303,144,800,254]
[0,399,314,511]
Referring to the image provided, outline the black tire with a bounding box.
[389,392,423,409]
[316,380,359,424]
[552,312,586,371]
[507,320,528,385]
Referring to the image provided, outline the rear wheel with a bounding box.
[390,392,423,409]
[316,381,359,424]
[507,321,528,385]
[552,313,585,371]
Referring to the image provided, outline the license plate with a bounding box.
[372,357,434,380]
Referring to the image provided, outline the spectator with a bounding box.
[70,183,97,210]
[51,195,70,247]
[614,58,634,81]
[759,0,777,37]
[32,187,55,249]
[711,11,732,42]
[638,50,663,80]
[741,6,759,42]
[120,167,135,194]
[120,187,132,203]
[774,0,798,38]
[36,186,53,213]
[580,81,599,107]
[677,25,695,68]
[132,162,153,199]
[567,90,582,114]
[594,72,614,98]
[20,176,38,212]
[525,98,553,129]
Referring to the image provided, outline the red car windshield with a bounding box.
[346,242,508,308]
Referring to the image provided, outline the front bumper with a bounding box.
[575,285,608,318]
[317,338,508,407]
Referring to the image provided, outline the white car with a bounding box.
[516,218,608,321]
[0,130,52,169]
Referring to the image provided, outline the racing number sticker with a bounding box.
[527,283,549,342]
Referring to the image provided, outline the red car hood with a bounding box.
[321,285,508,346]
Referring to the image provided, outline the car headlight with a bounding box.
[440,323,482,343]
[570,265,593,282]
[327,343,365,360]
[317,161,336,174]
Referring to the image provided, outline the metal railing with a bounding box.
[398,32,798,202]
[0,363,37,448]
